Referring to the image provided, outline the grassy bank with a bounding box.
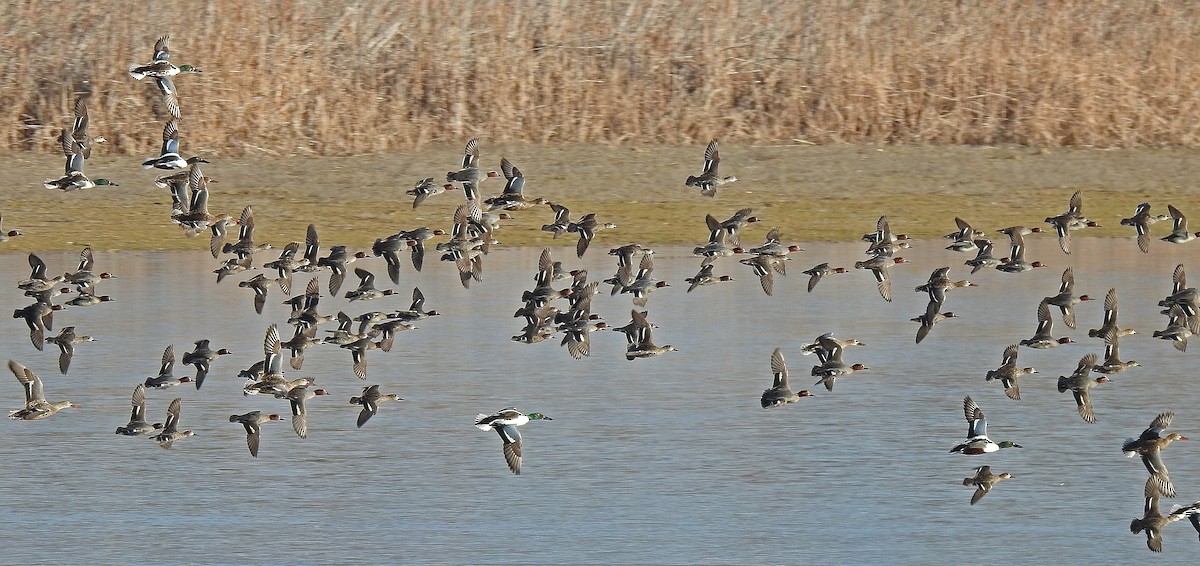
[4,144,1200,252]
[5,1,1200,157]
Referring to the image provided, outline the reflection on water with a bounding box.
[2,237,1199,563]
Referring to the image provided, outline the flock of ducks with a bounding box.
[7,35,1200,551]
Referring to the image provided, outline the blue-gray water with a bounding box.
[1,237,1199,564]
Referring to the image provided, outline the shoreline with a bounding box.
[3,144,1199,252]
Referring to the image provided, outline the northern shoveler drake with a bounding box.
[1056,353,1108,423]
[229,411,283,457]
[150,397,193,448]
[963,465,1011,505]
[984,344,1036,400]
[1123,412,1189,498]
[128,36,202,80]
[44,140,117,191]
[474,407,553,475]
[350,384,403,428]
[1121,203,1170,253]
[7,360,79,420]
[142,120,207,170]
[684,138,738,197]
[760,347,812,408]
[950,396,1021,454]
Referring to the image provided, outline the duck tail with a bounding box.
[1056,376,1069,393]
[129,65,146,80]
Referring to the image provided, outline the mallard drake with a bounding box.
[474,408,553,475]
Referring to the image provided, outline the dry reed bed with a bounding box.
[3,0,1200,157]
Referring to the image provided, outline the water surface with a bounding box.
[1,237,1198,564]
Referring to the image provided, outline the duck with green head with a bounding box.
[129,35,202,80]
[475,407,553,475]
[950,396,1022,454]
